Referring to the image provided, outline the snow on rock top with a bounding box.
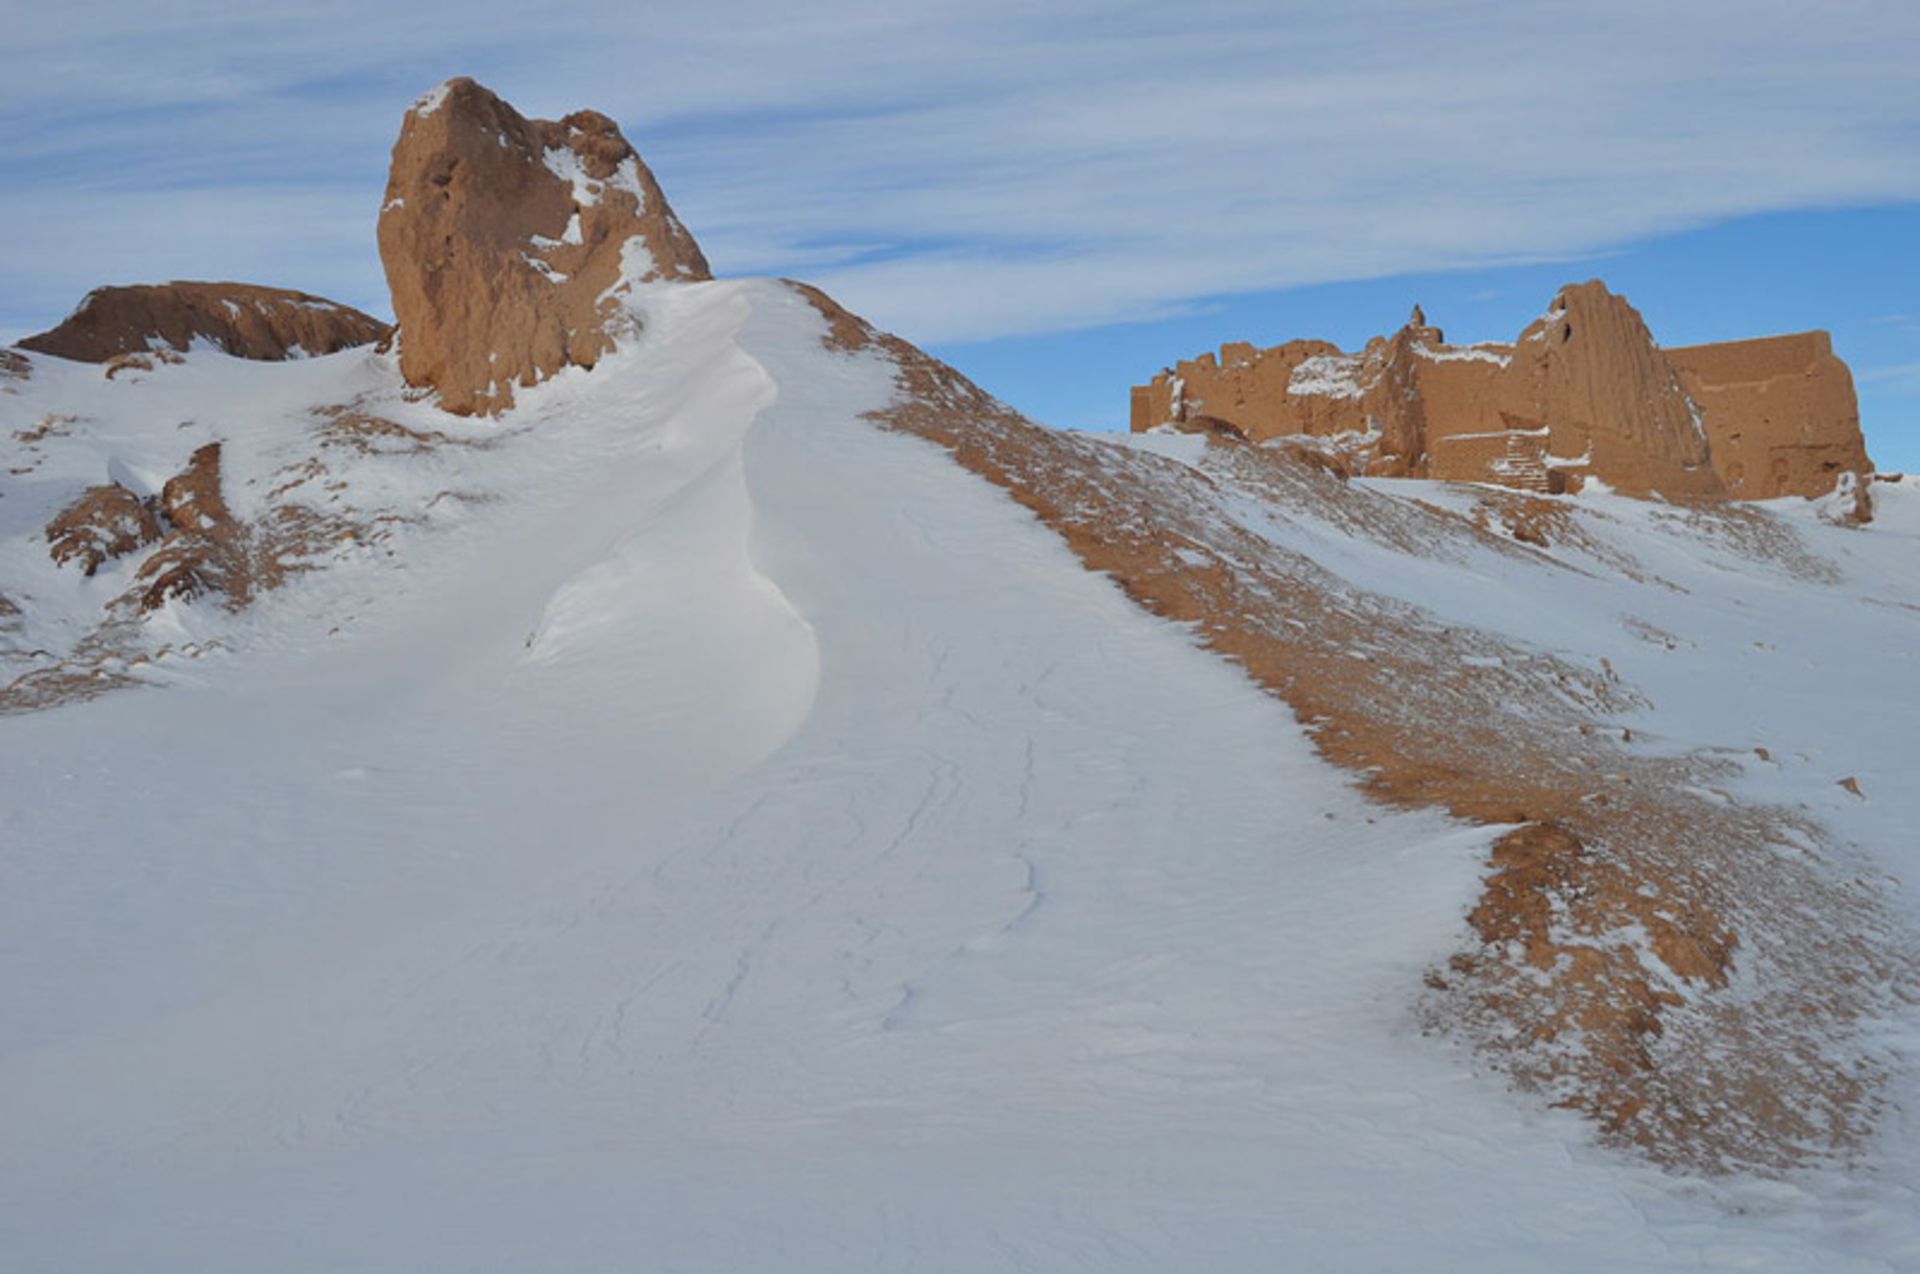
[410,80,454,117]
[16,282,389,365]
[376,77,710,416]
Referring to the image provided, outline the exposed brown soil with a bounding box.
[1459,488,1687,590]
[0,349,28,381]
[20,282,388,364]
[0,621,227,716]
[312,405,486,456]
[789,279,1910,1175]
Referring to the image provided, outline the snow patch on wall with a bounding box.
[1289,353,1369,399]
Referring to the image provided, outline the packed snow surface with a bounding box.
[2,281,1918,1270]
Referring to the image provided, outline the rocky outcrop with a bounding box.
[125,443,247,612]
[42,443,247,609]
[17,282,388,364]
[46,484,163,574]
[159,443,232,533]
[377,78,710,416]
[0,349,28,381]
[1132,281,1870,500]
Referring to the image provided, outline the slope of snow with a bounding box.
[1,282,1917,1269]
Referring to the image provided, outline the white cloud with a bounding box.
[3,0,1918,343]
[0,187,391,330]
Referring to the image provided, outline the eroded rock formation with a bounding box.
[1132,281,1870,500]
[377,78,711,416]
[42,442,249,611]
[159,443,232,533]
[17,283,388,364]
[46,484,162,575]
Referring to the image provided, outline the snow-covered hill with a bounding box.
[3,279,1917,1270]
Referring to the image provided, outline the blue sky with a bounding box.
[4,1,1917,465]
[944,205,1920,469]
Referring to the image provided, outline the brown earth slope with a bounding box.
[792,279,1909,1176]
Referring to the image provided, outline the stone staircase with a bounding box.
[1488,432,1553,493]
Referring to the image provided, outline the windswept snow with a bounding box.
[1,281,1917,1270]
[1412,340,1513,365]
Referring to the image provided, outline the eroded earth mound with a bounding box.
[17,282,389,363]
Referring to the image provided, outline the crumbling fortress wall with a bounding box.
[1132,282,1870,500]
[1667,331,1870,497]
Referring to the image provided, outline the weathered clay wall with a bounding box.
[1130,340,1357,439]
[1497,283,1722,499]
[1668,332,1870,498]
[1403,352,1513,480]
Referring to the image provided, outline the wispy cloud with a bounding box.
[1861,362,1920,389]
[4,0,1918,343]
